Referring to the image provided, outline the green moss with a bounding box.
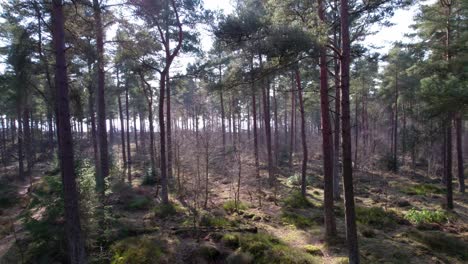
[356,206,398,229]
[407,230,468,260]
[223,200,248,213]
[110,235,166,264]
[333,257,349,264]
[303,245,323,256]
[226,250,254,264]
[281,211,316,228]
[282,191,314,209]
[360,237,412,264]
[153,203,180,218]
[126,195,152,211]
[200,214,236,228]
[402,184,445,196]
[222,233,240,248]
[223,232,321,264]
[0,180,18,208]
[286,173,313,186]
[404,208,450,225]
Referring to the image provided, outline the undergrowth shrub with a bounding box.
[404,208,450,225]
[281,211,316,228]
[221,232,320,264]
[142,167,159,186]
[0,179,18,209]
[110,235,167,264]
[282,191,314,208]
[402,184,445,196]
[407,230,468,260]
[223,200,248,213]
[356,206,398,229]
[287,174,313,186]
[153,203,181,218]
[378,152,398,171]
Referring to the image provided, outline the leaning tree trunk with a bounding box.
[340,0,360,262]
[52,1,87,262]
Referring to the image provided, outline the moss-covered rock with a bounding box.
[303,245,323,256]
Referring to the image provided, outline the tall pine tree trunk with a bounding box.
[52,1,87,262]
[455,113,465,193]
[93,0,109,194]
[318,0,337,237]
[340,0,360,262]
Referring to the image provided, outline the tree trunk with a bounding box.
[118,95,127,173]
[166,71,173,184]
[340,0,360,262]
[93,0,109,194]
[220,90,226,153]
[126,83,132,183]
[260,61,274,186]
[318,0,337,237]
[289,73,296,169]
[393,69,399,172]
[273,84,279,167]
[52,1,87,262]
[455,113,465,193]
[17,109,24,181]
[445,117,453,209]
[251,58,261,206]
[333,50,341,200]
[295,68,308,199]
[159,73,169,204]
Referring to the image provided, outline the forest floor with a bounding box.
[0,150,467,264]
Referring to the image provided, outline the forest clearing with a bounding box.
[0,0,467,263]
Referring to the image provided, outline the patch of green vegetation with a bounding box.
[281,211,316,228]
[110,235,167,264]
[153,203,181,218]
[222,233,240,248]
[200,214,237,228]
[226,249,254,264]
[282,191,314,209]
[303,245,323,256]
[404,208,450,225]
[0,179,18,208]
[402,184,445,196]
[406,230,468,260]
[223,200,248,213]
[361,237,412,263]
[126,195,152,211]
[141,167,159,186]
[333,257,349,264]
[356,206,398,229]
[286,174,314,186]
[222,232,321,264]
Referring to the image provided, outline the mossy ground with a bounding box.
[1,153,467,264]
